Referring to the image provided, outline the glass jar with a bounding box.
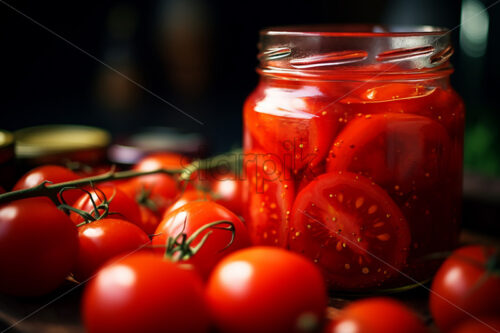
[242,25,464,292]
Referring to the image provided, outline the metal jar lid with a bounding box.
[14,125,111,166]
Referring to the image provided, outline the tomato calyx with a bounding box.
[160,220,236,262]
[60,187,118,226]
[484,248,500,275]
[134,186,159,213]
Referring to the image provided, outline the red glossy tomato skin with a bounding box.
[153,201,250,279]
[137,205,161,235]
[82,253,209,333]
[119,174,179,216]
[13,165,82,204]
[209,172,244,216]
[162,189,212,217]
[70,186,142,228]
[74,219,151,281]
[450,317,500,333]
[0,198,78,296]
[289,171,410,290]
[430,246,500,332]
[325,298,428,333]
[133,152,189,172]
[206,246,328,333]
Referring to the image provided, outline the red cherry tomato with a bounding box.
[0,198,78,296]
[243,151,294,246]
[133,152,188,172]
[13,165,82,204]
[450,317,500,333]
[118,173,179,216]
[137,205,161,235]
[74,218,151,281]
[153,201,250,279]
[70,186,142,229]
[326,113,451,194]
[325,298,428,333]
[206,246,328,333]
[209,172,244,216]
[430,246,500,332]
[289,171,410,290]
[82,253,209,333]
[163,189,212,217]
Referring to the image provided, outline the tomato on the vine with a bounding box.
[209,172,244,216]
[13,165,82,204]
[70,186,142,229]
[133,152,189,172]
[153,201,250,279]
[74,218,150,281]
[162,189,212,217]
[206,246,327,333]
[289,171,410,290]
[430,245,500,332]
[0,198,78,296]
[82,253,209,333]
[325,297,428,333]
[118,173,180,218]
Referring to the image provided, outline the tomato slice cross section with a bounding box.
[326,113,451,194]
[289,172,410,290]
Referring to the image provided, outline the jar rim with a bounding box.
[260,24,449,38]
[258,24,453,80]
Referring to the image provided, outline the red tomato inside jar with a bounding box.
[243,25,464,292]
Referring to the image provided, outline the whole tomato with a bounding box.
[82,253,209,333]
[162,189,212,217]
[430,245,500,332]
[0,198,78,296]
[206,246,328,333]
[133,152,189,172]
[74,218,151,281]
[118,173,179,218]
[210,172,244,216]
[70,186,142,229]
[153,201,250,279]
[324,298,428,333]
[13,165,82,204]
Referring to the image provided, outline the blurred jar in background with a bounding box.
[157,0,213,100]
[95,3,141,129]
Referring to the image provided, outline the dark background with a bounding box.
[0,0,499,174]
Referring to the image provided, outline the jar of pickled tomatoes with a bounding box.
[242,25,464,292]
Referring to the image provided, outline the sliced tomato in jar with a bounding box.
[326,113,452,194]
[244,84,340,172]
[243,151,294,246]
[289,172,410,290]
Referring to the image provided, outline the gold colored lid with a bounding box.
[15,125,111,158]
[0,130,14,149]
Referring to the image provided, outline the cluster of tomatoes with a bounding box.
[0,152,499,333]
